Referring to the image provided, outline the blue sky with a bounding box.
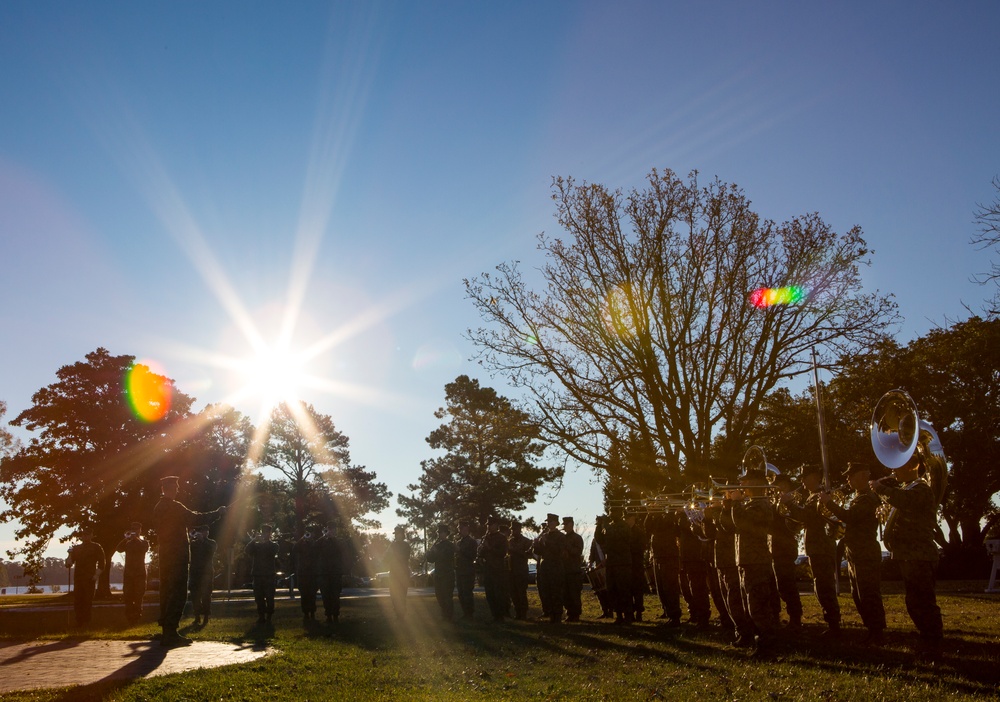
[1,2,998,561]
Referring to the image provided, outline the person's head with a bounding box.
[771,474,793,493]
[394,525,406,540]
[800,466,823,492]
[624,512,637,526]
[562,516,575,533]
[77,527,93,543]
[458,519,470,536]
[739,468,768,495]
[545,513,560,530]
[160,475,180,498]
[487,517,500,533]
[325,521,339,536]
[510,520,522,534]
[844,463,873,492]
[897,451,923,482]
[130,521,142,535]
[261,524,274,539]
[437,523,451,538]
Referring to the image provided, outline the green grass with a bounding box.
[2,583,998,701]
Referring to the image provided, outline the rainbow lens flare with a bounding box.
[749,286,805,308]
[125,361,172,423]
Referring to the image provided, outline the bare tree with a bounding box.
[465,169,899,484]
[972,175,1000,316]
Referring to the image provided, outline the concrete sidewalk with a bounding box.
[0,638,273,694]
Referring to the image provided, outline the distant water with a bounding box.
[0,584,123,595]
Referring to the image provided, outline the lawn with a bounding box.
[2,583,998,701]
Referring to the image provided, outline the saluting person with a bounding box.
[115,521,148,625]
[67,527,105,627]
[152,476,225,647]
[188,525,217,626]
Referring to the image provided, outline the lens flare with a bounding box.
[749,286,805,308]
[125,361,172,422]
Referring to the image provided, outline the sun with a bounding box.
[238,343,309,408]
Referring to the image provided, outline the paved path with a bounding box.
[0,639,273,694]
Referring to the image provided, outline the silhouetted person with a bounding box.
[562,517,584,623]
[455,520,477,620]
[245,525,279,624]
[151,476,225,647]
[507,520,532,620]
[533,513,566,623]
[67,527,105,627]
[292,526,321,622]
[385,525,411,619]
[317,521,345,624]
[426,523,456,620]
[479,517,510,621]
[188,525,217,625]
[114,521,148,625]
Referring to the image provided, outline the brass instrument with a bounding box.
[870,389,949,539]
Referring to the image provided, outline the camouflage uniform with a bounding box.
[533,525,567,622]
[478,529,510,621]
[508,529,533,620]
[710,507,753,642]
[768,512,803,626]
[678,518,710,625]
[875,480,942,648]
[563,526,585,622]
[603,517,634,623]
[645,512,682,622]
[456,533,478,619]
[732,496,780,645]
[426,535,456,621]
[114,534,148,625]
[785,496,841,631]
[827,491,885,635]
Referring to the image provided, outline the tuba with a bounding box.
[870,389,949,539]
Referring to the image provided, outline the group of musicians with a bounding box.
[68,444,944,660]
[586,451,943,659]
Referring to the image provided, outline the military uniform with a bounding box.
[67,538,105,627]
[316,528,344,623]
[151,482,224,643]
[627,519,647,620]
[114,530,148,625]
[678,518,710,626]
[479,526,510,621]
[508,525,533,620]
[875,479,942,650]
[562,519,585,622]
[645,512,682,623]
[292,534,320,620]
[386,530,411,618]
[426,529,457,620]
[827,490,885,637]
[707,507,753,643]
[456,529,478,619]
[589,520,613,618]
[245,535,280,622]
[188,530,217,623]
[702,520,736,631]
[785,493,841,632]
[768,508,803,628]
[732,494,780,647]
[603,516,633,623]
[533,516,566,623]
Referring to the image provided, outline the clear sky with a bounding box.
[1,2,998,562]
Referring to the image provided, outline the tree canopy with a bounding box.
[466,169,898,485]
[397,375,563,530]
[258,401,390,533]
[0,348,196,592]
[751,317,1000,562]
